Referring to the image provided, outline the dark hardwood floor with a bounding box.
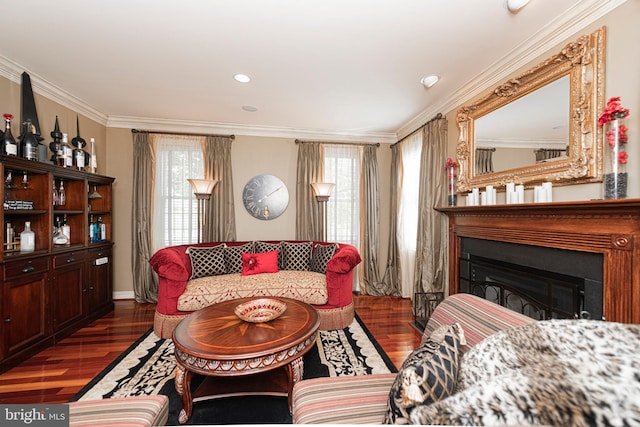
[0,294,421,404]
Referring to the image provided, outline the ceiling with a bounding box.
[0,0,618,143]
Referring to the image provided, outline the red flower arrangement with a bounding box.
[599,97,630,165]
[445,158,458,177]
[598,96,630,126]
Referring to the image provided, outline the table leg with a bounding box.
[175,362,185,395]
[178,366,194,424]
[286,357,304,413]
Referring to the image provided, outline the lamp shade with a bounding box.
[311,182,335,201]
[188,179,218,196]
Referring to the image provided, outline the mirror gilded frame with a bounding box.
[456,27,606,193]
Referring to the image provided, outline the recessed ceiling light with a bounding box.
[242,105,258,112]
[234,74,251,83]
[421,75,439,88]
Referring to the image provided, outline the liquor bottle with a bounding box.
[60,133,73,168]
[89,138,97,173]
[97,216,105,241]
[6,223,13,250]
[89,215,95,242]
[74,145,86,170]
[2,114,18,156]
[61,214,71,241]
[58,181,66,206]
[20,222,35,253]
[20,119,39,161]
[93,217,100,242]
[53,182,59,206]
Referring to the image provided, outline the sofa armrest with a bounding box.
[149,245,193,282]
[424,293,535,353]
[292,373,396,424]
[326,243,361,274]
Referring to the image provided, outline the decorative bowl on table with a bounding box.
[234,298,287,323]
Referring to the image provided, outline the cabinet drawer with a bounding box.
[4,257,49,280]
[53,251,87,268]
[88,247,111,261]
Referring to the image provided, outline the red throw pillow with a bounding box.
[241,250,279,276]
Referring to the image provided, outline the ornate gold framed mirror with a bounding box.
[456,27,606,193]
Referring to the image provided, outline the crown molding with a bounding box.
[395,0,628,140]
[108,115,397,144]
[0,55,108,126]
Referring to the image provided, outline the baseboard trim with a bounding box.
[113,291,135,300]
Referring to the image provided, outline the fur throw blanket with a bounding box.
[410,319,640,426]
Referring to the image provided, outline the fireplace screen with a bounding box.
[459,238,603,321]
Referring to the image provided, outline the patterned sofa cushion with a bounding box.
[281,241,313,271]
[177,270,329,311]
[310,243,338,274]
[383,324,462,424]
[186,244,227,279]
[224,242,255,274]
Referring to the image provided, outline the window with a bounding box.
[151,135,204,252]
[324,144,362,290]
[324,144,362,247]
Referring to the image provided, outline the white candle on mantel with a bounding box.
[542,182,553,202]
[516,185,524,203]
[506,183,515,204]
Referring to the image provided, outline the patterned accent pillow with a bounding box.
[281,241,313,271]
[309,243,338,274]
[186,244,227,279]
[241,250,279,276]
[254,241,283,269]
[383,324,462,424]
[224,242,255,274]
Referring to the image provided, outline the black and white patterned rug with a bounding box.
[71,314,396,425]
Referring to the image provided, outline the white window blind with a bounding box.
[152,135,204,252]
[324,144,362,247]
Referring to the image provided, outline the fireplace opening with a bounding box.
[459,238,603,321]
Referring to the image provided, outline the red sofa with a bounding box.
[149,240,361,338]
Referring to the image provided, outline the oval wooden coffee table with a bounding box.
[172,297,320,424]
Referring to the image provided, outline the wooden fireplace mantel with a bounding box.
[437,199,640,324]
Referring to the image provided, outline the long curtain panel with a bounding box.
[378,143,402,296]
[360,144,384,295]
[397,132,423,297]
[203,136,236,242]
[414,117,448,295]
[295,142,323,241]
[131,131,158,303]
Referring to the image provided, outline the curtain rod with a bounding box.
[295,139,380,147]
[131,129,235,139]
[391,112,444,148]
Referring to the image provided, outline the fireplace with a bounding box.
[459,238,603,320]
[437,199,640,324]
